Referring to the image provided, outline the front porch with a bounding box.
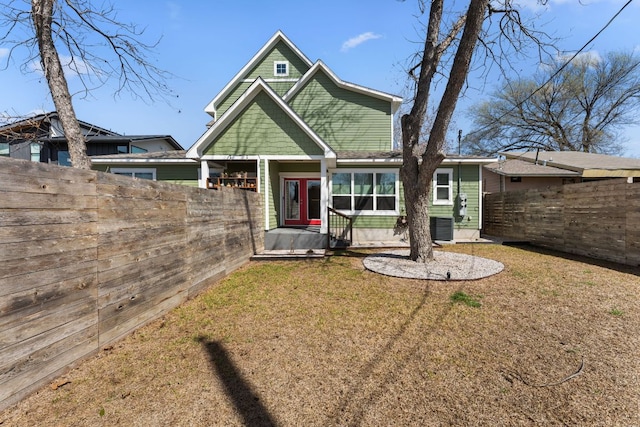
[264,226,327,251]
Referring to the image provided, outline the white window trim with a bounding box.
[433,168,454,205]
[30,143,41,162]
[111,167,157,180]
[329,169,400,216]
[274,61,289,77]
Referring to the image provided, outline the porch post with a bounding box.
[320,159,328,234]
[264,158,270,231]
[199,160,210,189]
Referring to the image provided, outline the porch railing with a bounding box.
[328,207,353,249]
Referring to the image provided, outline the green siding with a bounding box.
[352,215,397,229]
[424,164,480,230]
[92,164,199,187]
[217,41,311,117]
[342,165,480,231]
[218,82,252,117]
[264,81,298,97]
[289,71,392,152]
[205,91,324,157]
[157,165,199,186]
[246,41,310,81]
[279,162,319,173]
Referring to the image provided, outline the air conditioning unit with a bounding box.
[430,216,454,241]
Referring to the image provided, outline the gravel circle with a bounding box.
[363,249,504,280]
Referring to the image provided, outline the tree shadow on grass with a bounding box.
[503,242,640,277]
[197,337,277,427]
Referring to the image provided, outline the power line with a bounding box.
[463,0,634,147]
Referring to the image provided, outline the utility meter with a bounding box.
[458,193,468,217]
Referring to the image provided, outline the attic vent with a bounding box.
[274,61,289,76]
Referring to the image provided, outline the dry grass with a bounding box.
[1,244,639,426]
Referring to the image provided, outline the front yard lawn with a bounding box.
[2,244,638,426]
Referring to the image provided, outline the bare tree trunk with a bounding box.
[401,0,488,262]
[31,0,91,169]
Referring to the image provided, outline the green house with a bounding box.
[93,31,493,249]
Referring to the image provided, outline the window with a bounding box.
[131,145,148,153]
[117,145,128,154]
[331,170,398,213]
[0,142,8,157]
[111,168,156,180]
[274,61,289,76]
[30,143,41,162]
[58,151,71,166]
[433,168,453,205]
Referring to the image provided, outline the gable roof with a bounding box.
[0,111,120,139]
[188,78,336,164]
[283,60,403,114]
[503,151,640,178]
[44,134,183,150]
[0,112,183,150]
[90,150,196,165]
[485,159,580,177]
[204,30,314,119]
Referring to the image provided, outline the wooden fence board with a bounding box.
[98,292,185,347]
[0,210,96,228]
[0,272,97,330]
[97,256,186,300]
[98,183,187,202]
[97,243,185,273]
[0,157,95,179]
[484,180,639,266]
[0,235,97,263]
[0,223,97,244]
[0,326,98,405]
[1,247,97,281]
[0,260,97,298]
[0,172,96,197]
[0,299,96,354]
[0,191,97,210]
[0,157,263,411]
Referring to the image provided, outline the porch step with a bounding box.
[329,238,351,250]
[264,227,327,250]
[251,249,326,261]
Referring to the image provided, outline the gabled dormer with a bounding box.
[204,30,314,121]
[284,61,402,152]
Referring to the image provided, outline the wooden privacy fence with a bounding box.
[484,179,640,266]
[0,157,263,411]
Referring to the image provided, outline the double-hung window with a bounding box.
[30,143,41,162]
[433,168,453,205]
[331,170,398,214]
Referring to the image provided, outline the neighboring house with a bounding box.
[484,150,640,193]
[92,150,201,185]
[92,31,494,247]
[0,112,182,166]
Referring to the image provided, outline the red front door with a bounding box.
[283,178,321,226]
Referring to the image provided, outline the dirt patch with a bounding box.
[1,244,639,426]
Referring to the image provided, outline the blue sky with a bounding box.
[1,0,639,156]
